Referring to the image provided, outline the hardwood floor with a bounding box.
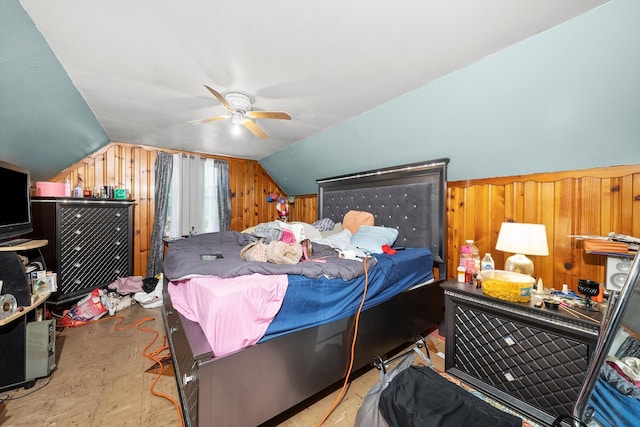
[0,304,180,426]
[0,303,411,427]
[1,303,532,427]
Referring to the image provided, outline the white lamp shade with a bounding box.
[495,222,549,256]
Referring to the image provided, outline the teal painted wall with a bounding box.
[0,0,109,182]
[261,0,640,195]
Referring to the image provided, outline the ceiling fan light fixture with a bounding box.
[231,112,245,126]
[197,84,291,139]
[225,91,253,113]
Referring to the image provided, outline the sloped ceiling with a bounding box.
[1,0,608,183]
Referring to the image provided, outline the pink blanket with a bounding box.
[167,274,288,357]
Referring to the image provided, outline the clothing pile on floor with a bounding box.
[57,274,163,327]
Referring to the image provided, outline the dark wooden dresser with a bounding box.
[29,197,134,304]
[441,281,601,426]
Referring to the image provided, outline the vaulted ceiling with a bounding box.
[1,0,608,182]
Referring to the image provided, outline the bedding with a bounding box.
[166,248,433,356]
[163,230,373,281]
[167,274,288,357]
[263,248,433,340]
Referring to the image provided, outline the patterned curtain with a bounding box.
[214,159,231,231]
[146,152,173,277]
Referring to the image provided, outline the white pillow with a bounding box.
[287,221,322,241]
[319,222,343,239]
[351,226,399,254]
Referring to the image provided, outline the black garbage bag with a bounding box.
[355,347,430,427]
[379,365,522,427]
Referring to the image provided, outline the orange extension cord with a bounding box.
[62,315,185,427]
[316,255,370,427]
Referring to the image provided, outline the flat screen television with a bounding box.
[0,160,33,243]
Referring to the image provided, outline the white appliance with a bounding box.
[605,256,633,291]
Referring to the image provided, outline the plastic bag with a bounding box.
[354,347,431,427]
[58,288,113,326]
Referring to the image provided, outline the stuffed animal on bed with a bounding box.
[276,197,289,222]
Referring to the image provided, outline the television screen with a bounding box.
[0,160,33,242]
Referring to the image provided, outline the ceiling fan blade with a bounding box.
[247,111,291,120]
[243,120,269,139]
[188,114,230,125]
[203,84,235,113]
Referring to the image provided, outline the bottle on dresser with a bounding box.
[481,253,495,270]
[460,240,480,283]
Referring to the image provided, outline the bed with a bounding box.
[162,158,449,427]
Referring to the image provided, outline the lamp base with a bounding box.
[504,253,534,276]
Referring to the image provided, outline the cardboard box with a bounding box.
[36,181,68,197]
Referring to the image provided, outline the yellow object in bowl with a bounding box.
[479,270,535,303]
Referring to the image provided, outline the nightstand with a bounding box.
[441,281,601,426]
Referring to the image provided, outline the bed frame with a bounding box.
[162,158,449,427]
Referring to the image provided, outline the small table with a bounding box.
[441,280,601,426]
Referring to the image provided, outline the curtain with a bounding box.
[165,155,231,238]
[146,152,173,277]
[214,159,231,231]
[166,153,182,238]
[202,159,220,233]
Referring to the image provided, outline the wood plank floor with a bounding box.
[0,303,404,427]
[1,303,533,427]
[0,304,180,426]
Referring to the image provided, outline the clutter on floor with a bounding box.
[56,274,163,327]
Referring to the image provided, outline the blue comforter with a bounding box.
[262,248,434,340]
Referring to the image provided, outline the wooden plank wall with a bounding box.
[44,144,639,292]
[447,165,640,292]
[291,164,640,292]
[47,142,287,277]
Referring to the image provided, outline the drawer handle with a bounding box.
[502,335,516,346]
[74,229,82,235]
[74,279,82,285]
[115,241,121,246]
[115,212,121,217]
[75,213,82,219]
[114,255,121,260]
[114,269,120,274]
[183,373,196,385]
[115,226,121,232]
[73,262,82,268]
[74,245,82,251]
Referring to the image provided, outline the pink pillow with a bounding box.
[280,228,296,243]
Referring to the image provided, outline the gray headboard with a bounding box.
[317,158,449,279]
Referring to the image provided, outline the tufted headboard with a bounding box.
[317,158,448,279]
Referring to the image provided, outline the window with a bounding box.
[164,154,230,238]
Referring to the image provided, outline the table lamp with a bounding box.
[495,222,549,277]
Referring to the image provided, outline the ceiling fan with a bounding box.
[191,84,291,139]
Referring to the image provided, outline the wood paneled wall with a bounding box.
[288,194,318,224]
[287,164,640,292]
[447,165,640,292]
[45,144,639,292]
[47,142,287,277]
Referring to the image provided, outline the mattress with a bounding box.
[167,248,433,357]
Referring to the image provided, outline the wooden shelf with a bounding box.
[0,291,51,327]
[0,239,48,252]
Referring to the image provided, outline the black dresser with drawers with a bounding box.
[441,281,601,426]
[29,197,134,304]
